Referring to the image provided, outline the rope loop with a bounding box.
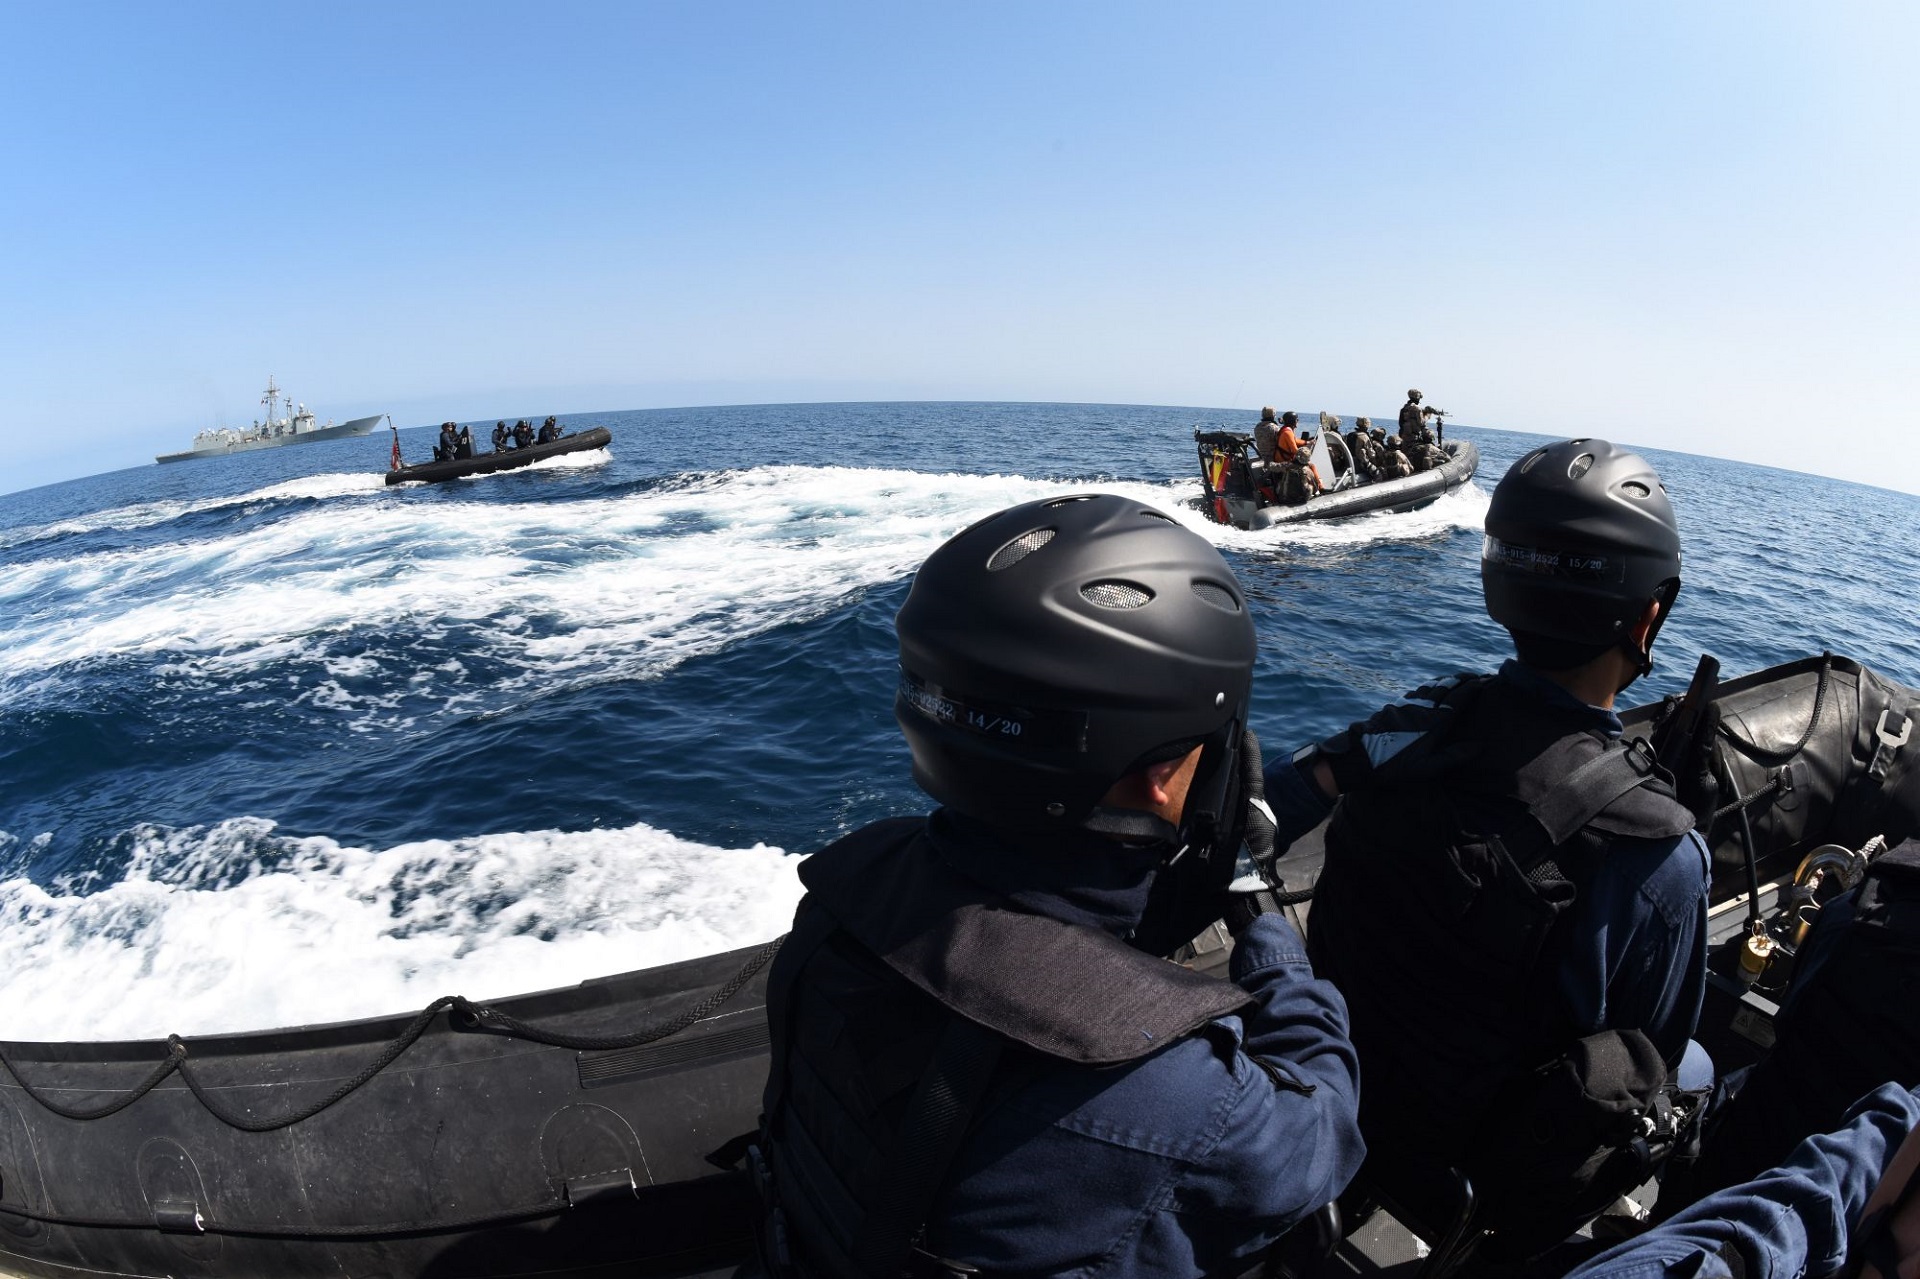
[0,938,785,1132]
[1717,652,1834,766]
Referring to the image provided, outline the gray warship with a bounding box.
[156,376,382,464]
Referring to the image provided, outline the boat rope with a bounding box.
[454,933,784,1051]
[1715,652,1834,767]
[1704,654,1837,828]
[1711,772,1788,824]
[0,1195,575,1240]
[0,935,785,1132]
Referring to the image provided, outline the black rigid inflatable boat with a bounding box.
[385,427,613,486]
[1196,429,1479,528]
[0,655,1911,1278]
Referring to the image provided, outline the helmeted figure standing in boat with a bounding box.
[1265,439,1713,1256]
[1398,388,1441,447]
[750,494,1365,1278]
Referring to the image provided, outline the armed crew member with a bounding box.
[512,419,534,448]
[1264,440,1711,1254]
[434,420,460,462]
[1347,417,1378,477]
[536,415,561,444]
[1398,388,1438,445]
[1374,436,1413,479]
[753,495,1365,1278]
[492,421,510,452]
[1255,406,1282,465]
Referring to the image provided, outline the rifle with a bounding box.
[1656,653,1721,776]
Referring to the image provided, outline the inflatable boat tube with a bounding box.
[0,942,774,1278]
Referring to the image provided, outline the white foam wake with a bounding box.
[0,817,804,1041]
[0,472,386,553]
[0,464,1487,720]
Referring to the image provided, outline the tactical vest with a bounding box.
[760,817,1254,1278]
[1278,463,1312,506]
[1685,840,1920,1201]
[1308,673,1695,1166]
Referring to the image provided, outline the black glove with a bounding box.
[1677,704,1724,832]
[1651,697,1723,831]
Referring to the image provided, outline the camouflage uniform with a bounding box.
[1377,440,1414,480]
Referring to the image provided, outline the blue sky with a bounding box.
[2,2,1914,495]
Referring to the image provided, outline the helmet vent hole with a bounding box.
[1190,581,1241,613]
[1620,480,1651,498]
[1519,450,1546,474]
[1139,509,1177,524]
[986,527,1056,571]
[1081,580,1153,609]
[1043,495,1095,508]
[1568,453,1595,480]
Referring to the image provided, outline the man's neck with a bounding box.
[1532,652,1633,710]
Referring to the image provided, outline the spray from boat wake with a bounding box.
[0,465,1484,727]
[0,815,803,1041]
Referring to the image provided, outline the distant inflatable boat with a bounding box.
[1195,429,1478,528]
[385,427,612,486]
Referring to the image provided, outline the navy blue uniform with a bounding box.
[1568,1083,1920,1279]
[1261,661,1709,1246]
[1265,660,1710,1065]
[759,814,1366,1278]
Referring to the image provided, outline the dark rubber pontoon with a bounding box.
[385,427,613,486]
[1195,429,1479,529]
[0,654,1909,1277]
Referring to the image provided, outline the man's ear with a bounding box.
[1629,598,1662,649]
[1140,756,1184,807]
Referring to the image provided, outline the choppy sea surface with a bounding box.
[2,402,1916,1042]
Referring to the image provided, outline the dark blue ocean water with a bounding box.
[2,403,1916,1039]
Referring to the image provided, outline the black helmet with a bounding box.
[895,494,1256,835]
[1482,439,1681,671]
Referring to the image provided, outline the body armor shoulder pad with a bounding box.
[1869,839,1920,888]
[798,818,1253,1066]
[1515,732,1697,845]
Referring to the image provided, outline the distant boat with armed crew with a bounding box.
[155,377,383,464]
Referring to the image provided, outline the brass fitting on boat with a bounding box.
[1784,844,1869,947]
[1738,923,1775,985]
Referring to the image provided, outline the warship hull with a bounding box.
[157,416,382,464]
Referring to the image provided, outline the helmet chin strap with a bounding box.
[1080,719,1245,865]
[1620,580,1681,687]
[1080,806,1182,848]
[1167,720,1244,868]
[1619,633,1654,686]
